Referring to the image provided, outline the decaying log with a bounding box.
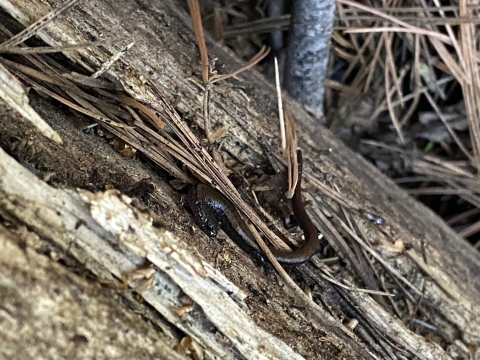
[0,145,305,359]
[0,0,479,359]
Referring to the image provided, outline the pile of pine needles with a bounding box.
[207,0,480,247]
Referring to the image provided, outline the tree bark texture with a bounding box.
[0,0,479,359]
[285,0,336,117]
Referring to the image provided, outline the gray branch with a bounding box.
[284,0,336,117]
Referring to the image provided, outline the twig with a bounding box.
[0,0,81,49]
[0,38,119,54]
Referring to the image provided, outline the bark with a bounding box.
[0,0,479,359]
[0,220,188,360]
[284,0,336,117]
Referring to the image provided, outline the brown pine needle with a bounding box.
[187,0,209,84]
[209,45,270,84]
[0,38,120,54]
[0,0,81,49]
[338,0,453,45]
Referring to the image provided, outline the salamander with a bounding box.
[185,150,322,265]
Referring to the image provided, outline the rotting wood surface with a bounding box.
[0,0,479,359]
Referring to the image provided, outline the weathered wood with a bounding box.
[0,144,308,359]
[0,0,479,359]
[0,212,188,360]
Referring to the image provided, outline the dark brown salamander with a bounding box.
[269,150,321,264]
[185,150,322,265]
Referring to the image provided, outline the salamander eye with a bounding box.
[201,221,218,237]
